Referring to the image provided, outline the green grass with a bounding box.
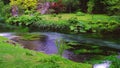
[42,14,112,22]
[17,33,45,41]
[0,36,92,68]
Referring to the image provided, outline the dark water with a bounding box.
[0,32,120,62]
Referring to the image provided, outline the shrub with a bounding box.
[68,17,91,33]
[0,1,11,21]
[89,20,120,33]
[68,16,120,33]
[68,17,79,24]
[7,13,70,32]
[76,12,85,16]
[7,14,42,27]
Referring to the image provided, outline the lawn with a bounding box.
[42,13,112,22]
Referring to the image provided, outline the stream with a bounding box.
[0,32,120,68]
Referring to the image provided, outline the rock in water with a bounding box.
[93,61,111,68]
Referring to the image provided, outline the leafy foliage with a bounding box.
[7,13,70,32]
[87,0,95,14]
[103,0,120,15]
[76,12,85,16]
[62,0,80,13]
[56,39,71,56]
[7,13,42,27]
[0,0,11,20]
[10,0,37,10]
[68,17,79,24]
[103,55,120,68]
[68,15,120,33]
[7,13,120,33]
[68,17,90,33]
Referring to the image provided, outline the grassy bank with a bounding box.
[0,36,91,68]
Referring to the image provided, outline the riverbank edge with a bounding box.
[0,36,92,68]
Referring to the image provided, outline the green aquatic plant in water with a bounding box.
[105,55,120,68]
[20,33,42,40]
[17,33,46,41]
[56,39,71,56]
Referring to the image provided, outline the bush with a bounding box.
[89,20,120,33]
[68,17,79,24]
[76,12,85,16]
[69,18,120,33]
[0,1,11,21]
[7,13,70,32]
[7,14,42,27]
[70,21,91,33]
[68,18,91,33]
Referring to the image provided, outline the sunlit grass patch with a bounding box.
[42,13,111,23]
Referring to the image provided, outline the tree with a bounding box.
[0,0,11,19]
[1,0,10,4]
[103,0,120,15]
[62,0,79,13]
[87,0,95,14]
[10,0,37,10]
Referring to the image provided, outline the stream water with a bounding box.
[0,32,120,68]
